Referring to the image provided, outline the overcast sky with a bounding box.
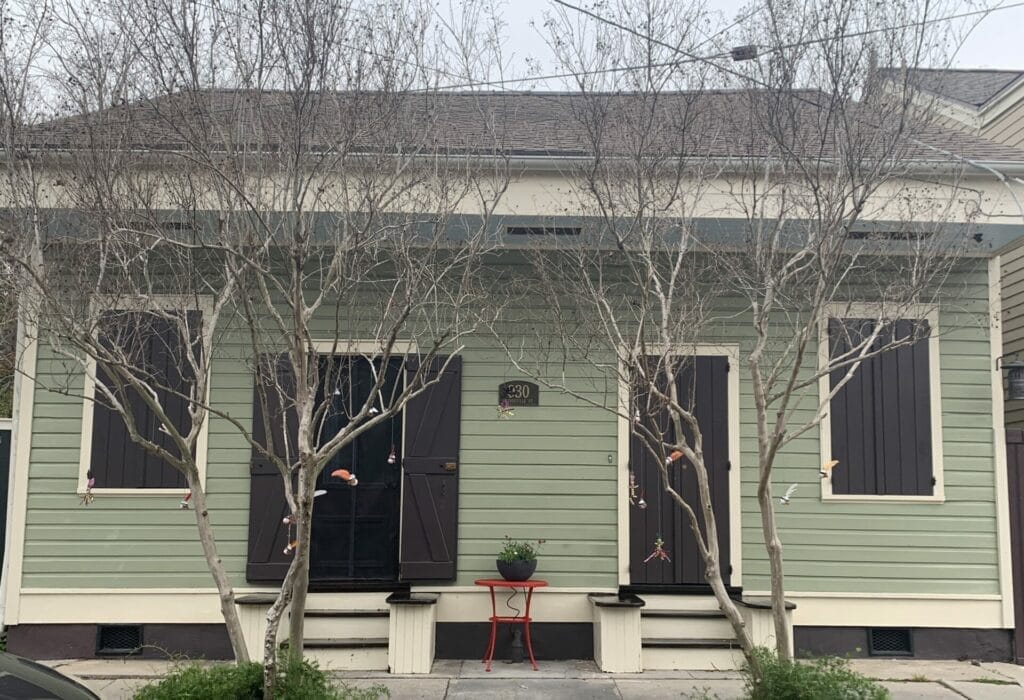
[493,0,1024,78]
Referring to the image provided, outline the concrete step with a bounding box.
[303,638,389,671]
[637,594,721,612]
[641,640,745,671]
[300,610,389,639]
[303,592,391,609]
[641,610,735,639]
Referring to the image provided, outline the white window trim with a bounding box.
[818,302,945,503]
[77,296,214,496]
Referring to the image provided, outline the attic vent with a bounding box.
[868,628,913,656]
[847,230,930,241]
[96,625,143,656]
[506,226,581,237]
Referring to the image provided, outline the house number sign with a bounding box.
[499,381,539,407]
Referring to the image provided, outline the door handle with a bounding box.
[442,462,457,472]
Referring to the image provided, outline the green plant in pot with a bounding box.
[496,537,543,581]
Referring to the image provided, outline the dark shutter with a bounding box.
[829,319,933,496]
[399,355,461,581]
[246,354,298,583]
[90,312,196,489]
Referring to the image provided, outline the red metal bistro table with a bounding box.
[474,578,548,672]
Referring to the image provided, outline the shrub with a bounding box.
[134,662,261,700]
[745,648,888,700]
[133,655,388,700]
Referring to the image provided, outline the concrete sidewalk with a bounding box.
[44,658,1024,699]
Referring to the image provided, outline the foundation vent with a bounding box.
[96,624,143,656]
[868,628,913,656]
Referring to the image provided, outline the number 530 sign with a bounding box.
[499,381,540,407]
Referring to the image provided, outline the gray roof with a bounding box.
[25,89,1024,164]
[882,68,1024,109]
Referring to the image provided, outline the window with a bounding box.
[825,315,940,498]
[85,309,202,490]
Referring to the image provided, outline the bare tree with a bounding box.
[2,0,508,690]
[504,0,985,674]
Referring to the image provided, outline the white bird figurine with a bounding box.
[779,483,798,505]
[820,459,839,478]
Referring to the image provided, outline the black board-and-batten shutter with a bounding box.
[90,311,199,489]
[829,318,933,497]
[400,355,462,581]
[246,354,298,583]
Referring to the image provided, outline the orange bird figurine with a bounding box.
[665,450,684,465]
[330,468,359,486]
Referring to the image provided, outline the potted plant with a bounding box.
[496,536,543,581]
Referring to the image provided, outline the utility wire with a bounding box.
[430,0,1024,93]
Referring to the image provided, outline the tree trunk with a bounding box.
[706,560,762,681]
[757,477,792,660]
[262,559,299,698]
[186,471,250,662]
[286,471,315,663]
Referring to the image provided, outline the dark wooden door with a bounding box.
[310,357,403,581]
[629,356,730,587]
[1007,430,1024,664]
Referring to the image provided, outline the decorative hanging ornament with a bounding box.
[629,471,639,505]
[330,468,359,486]
[665,450,684,466]
[497,398,515,420]
[368,406,380,415]
[80,470,96,506]
[633,408,641,424]
[284,540,298,555]
[387,446,397,465]
[637,494,647,509]
[820,459,839,478]
[644,536,671,564]
[179,490,192,509]
[332,387,342,396]
[779,483,798,505]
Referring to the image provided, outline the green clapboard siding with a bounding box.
[19,263,1001,597]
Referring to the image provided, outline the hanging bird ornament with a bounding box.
[665,450,684,466]
[779,483,798,505]
[330,468,358,486]
[644,536,671,563]
[179,490,192,509]
[80,471,96,506]
[387,446,397,465]
[627,471,649,509]
[497,398,515,420]
[820,459,839,478]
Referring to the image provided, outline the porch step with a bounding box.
[303,638,389,671]
[641,610,734,639]
[301,609,389,639]
[637,594,721,612]
[641,643,745,670]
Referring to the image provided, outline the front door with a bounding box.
[629,355,731,587]
[309,356,403,582]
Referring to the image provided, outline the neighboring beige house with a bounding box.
[886,68,1024,425]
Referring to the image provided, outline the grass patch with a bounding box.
[745,648,889,700]
[134,655,388,700]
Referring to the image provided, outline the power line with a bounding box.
[424,0,1024,93]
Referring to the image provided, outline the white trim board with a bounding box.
[3,318,38,625]
[616,344,743,588]
[817,303,945,503]
[989,255,1016,628]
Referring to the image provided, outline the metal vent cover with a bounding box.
[96,625,143,656]
[868,628,913,656]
